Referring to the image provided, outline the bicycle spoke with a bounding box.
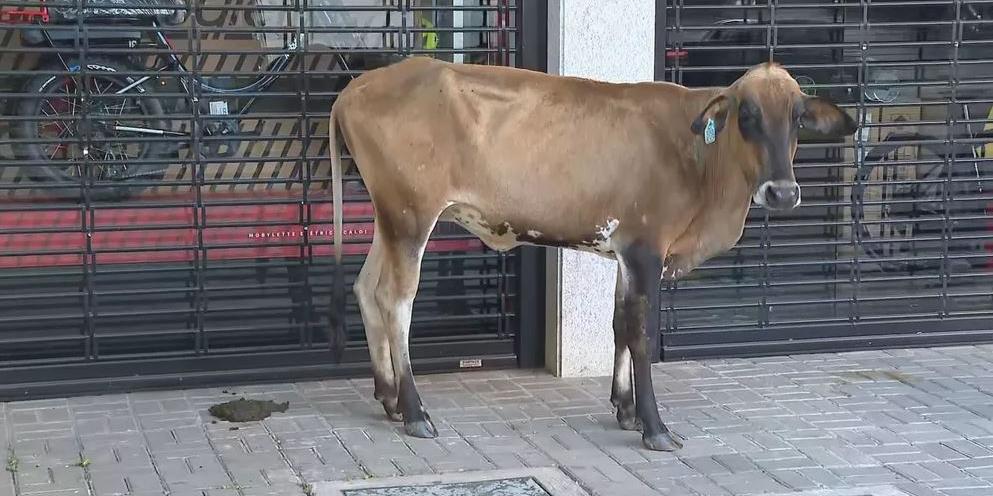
[40,104,72,135]
[90,145,112,157]
[120,148,132,177]
[42,100,61,117]
[47,127,76,161]
[69,86,78,116]
[92,77,106,97]
[103,148,117,180]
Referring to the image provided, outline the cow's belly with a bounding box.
[440,203,616,259]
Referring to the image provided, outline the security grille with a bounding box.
[660,0,993,359]
[0,0,542,399]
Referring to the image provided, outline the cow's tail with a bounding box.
[329,102,347,362]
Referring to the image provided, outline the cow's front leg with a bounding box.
[610,265,639,431]
[620,243,683,452]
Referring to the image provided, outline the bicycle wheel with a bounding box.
[12,57,168,202]
[851,135,986,272]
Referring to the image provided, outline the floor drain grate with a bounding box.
[316,468,588,496]
[341,476,550,496]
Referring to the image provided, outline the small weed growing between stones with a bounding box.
[300,482,314,496]
[5,454,17,473]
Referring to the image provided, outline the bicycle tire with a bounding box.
[12,57,169,202]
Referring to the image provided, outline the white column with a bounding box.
[453,0,465,64]
[544,1,655,377]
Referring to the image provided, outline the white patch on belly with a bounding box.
[526,229,543,238]
[597,218,619,239]
[572,217,620,260]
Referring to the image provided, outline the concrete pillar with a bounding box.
[544,1,656,377]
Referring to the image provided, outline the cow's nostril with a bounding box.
[766,182,800,208]
[765,187,783,205]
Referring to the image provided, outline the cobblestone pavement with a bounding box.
[4,345,993,495]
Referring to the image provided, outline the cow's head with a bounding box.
[690,62,857,211]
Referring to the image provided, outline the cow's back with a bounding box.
[341,56,553,99]
[334,57,583,203]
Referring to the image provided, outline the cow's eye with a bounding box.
[739,105,754,123]
[738,101,761,140]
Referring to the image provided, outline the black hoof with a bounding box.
[404,418,438,438]
[642,430,682,452]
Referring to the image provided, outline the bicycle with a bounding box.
[4,0,413,201]
[850,102,993,274]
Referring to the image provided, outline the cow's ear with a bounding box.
[690,93,732,139]
[800,96,857,137]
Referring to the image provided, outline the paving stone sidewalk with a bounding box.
[4,345,993,496]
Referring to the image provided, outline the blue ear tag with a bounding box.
[703,118,717,144]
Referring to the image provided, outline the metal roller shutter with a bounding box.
[0,0,544,399]
[659,0,993,360]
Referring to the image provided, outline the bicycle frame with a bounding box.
[39,19,296,139]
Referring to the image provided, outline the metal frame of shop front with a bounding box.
[0,0,546,399]
[658,0,993,360]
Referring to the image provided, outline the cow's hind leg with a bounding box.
[374,214,438,438]
[354,234,401,421]
[610,265,639,431]
[619,244,683,452]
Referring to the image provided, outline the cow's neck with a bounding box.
[679,88,758,209]
[691,127,757,211]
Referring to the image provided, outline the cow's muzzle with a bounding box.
[753,180,801,211]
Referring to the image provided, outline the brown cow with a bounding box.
[328,57,856,451]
